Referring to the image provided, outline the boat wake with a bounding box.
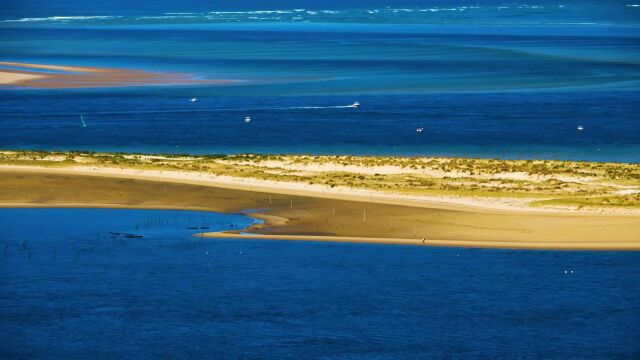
[19,103,360,118]
[279,102,359,110]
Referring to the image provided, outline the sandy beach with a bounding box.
[0,61,233,88]
[1,165,638,250]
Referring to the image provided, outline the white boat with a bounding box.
[80,115,87,128]
[351,101,360,108]
[577,125,584,131]
[244,116,252,123]
[189,97,198,102]
[416,126,424,133]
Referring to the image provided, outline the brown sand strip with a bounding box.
[200,232,640,250]
[0,61,232,88]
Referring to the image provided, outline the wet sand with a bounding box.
[0,61,232,88]
[199,232,640,250]
[1,168,638,250]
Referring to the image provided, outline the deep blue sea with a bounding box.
[1,208,639,359]
[0,0,639,161]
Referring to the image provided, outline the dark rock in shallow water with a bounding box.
[109,232,144,239]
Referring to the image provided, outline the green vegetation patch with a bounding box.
[1,150,638,209]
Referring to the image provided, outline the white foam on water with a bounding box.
[0,6,625,26]
[4,15,116,22]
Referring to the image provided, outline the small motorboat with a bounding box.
[577,125,584,132]
[351,101,360,108]
[416,126,424,134]
[189,97,198,102]
[244,116,252,123]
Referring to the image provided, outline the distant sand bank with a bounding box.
[1,166,638,250]
[0,61,233,88]
[0,70,45,84]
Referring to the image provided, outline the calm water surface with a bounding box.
[1,208,639,358]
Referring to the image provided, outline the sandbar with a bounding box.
[1,165,638,250]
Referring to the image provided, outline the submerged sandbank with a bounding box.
[0,61,233,88]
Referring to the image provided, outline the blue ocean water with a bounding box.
[1,4,639,358]
[1,208,639,358]
[1,1,639,161]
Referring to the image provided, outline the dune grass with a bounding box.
[1,150,638,210]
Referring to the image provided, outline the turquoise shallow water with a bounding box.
[1,208,639,358]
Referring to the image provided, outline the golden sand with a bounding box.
[3,150,638,214]
[1,168,638,250]
[199,232,640,250]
